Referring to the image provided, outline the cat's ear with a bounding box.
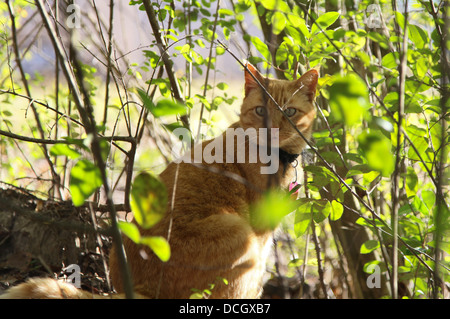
[296,69,319,102]
[244,62,264,96]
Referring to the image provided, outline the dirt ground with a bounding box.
[0,186,113,296]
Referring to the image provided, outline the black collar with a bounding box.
[279,148,299,167]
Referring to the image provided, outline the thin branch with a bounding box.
[196,0,221,141]
[141,0,190,129]
[390,0,409,299]
[432,0,450,298]
[0,89,84,127]
[311,222,328,298]
[0,128,135,145]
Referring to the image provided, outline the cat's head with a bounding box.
[239,63,318,154]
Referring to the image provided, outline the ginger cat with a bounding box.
[1,63,318,299]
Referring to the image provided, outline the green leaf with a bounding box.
[363,260,386,273]
[311,12,339,35]
[328,73,370,127]
[405,166,418,198]
[141,236,171,262]
[218,8,234,16]
[381,52,400,69]
[412,195,429,216]
[136,88,187,118]
[118,221,141,244]
[360,240,380,254]
[189,292,204,299]
[312,199,331,223]
[251,36,272,62]
[357,130,395,177]
[409,24,429,50]
[394,11,406,30]
[422,190,436,211]
[407,136,430,162]
[136,87,156,111]
[154,99,187,117]
[271,11,286,35]
[50,144,81,159]
[367,32,389,49]
[251,190,297,231]
[69,159,103,207]
[216,82,229,90]
[294,200,313,237]
[330,200,344,221]
[287,14,309,38]
[356,217,386,228]
[275,42,289,66]
[259,0,276,10]
[130,172,168,229]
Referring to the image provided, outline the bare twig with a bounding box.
[196,0,221,141]
[432,0,449,299]
[141,0,190,129]
[311,223,328,298]
[390,0,409,299]
[0,128,135,145]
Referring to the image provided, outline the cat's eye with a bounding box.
[255,106,266,116]
[284,108,297,117]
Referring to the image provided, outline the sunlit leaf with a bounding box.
[311,12,339,35]
[312,199,331,223]
[271,11,286,35]
[130,172,168,229]
[251,36,272,62]
[136,88,187,118]
[405,167,418,198]
[422,190,436,211]
[360,240,380,254]
[141,236,171,262]
[412,195,429,216]
[394,11,405,30]
[408,24,428,49]
[294,200,313,237]
[328,73,370,127]
[259,0,276,10]
[275,42,289,66]
[357,130,395,177]
[50,144,81,159]
[118,221,141,244]
[287,14,309,38]
[216,82,229,90]
[69,159,103,207]
[381,52,400,69]
[330,200,344,221]
[251,190,297,231]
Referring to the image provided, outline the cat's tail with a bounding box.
[0,277,131,299]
